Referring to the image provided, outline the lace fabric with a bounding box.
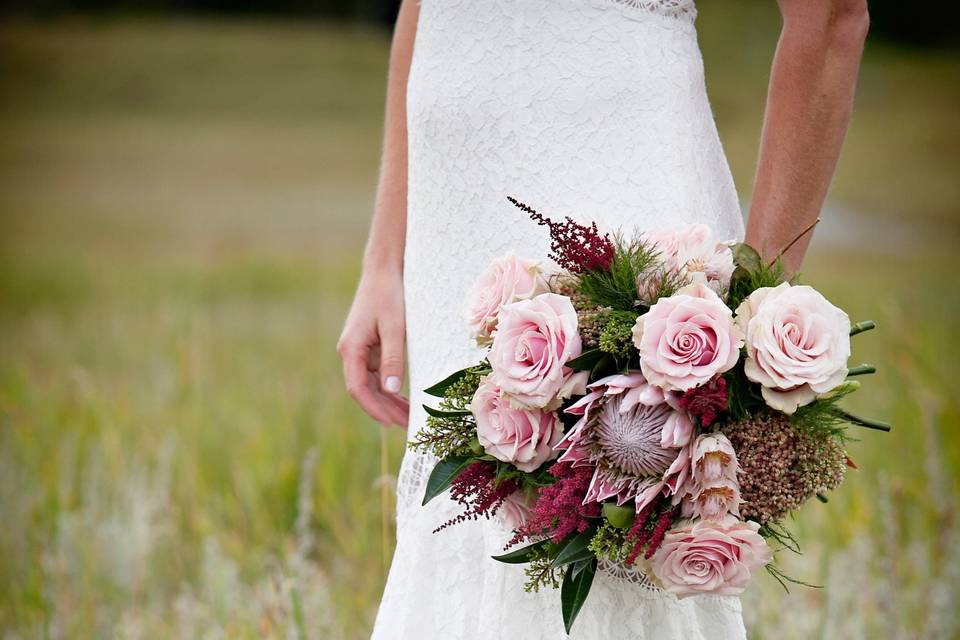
[598,0,697,22]
[374,0,746,637]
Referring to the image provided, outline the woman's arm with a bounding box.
[745,0,869,272]
[337,0,419,427]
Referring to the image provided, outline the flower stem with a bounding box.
[767,217,821,268]
[849,320,877,336]
[836,409,892,432]
[846,364,876,377]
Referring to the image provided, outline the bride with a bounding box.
[339,0,868,637]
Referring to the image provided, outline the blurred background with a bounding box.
[0,1,957,638]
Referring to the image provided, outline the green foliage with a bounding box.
[492,539,550,564]
[523,546,563,593]
[758,521,802,555]
[410,366,486,459]
[726,243,788,310]
[588,522,634,564]
[723,364,767,423]
[565,348,606,372]
[561,557,596,633]
[420,456,473,506]
[790,383,859,440]
[577,235,665,311]
[597,310,639,360]
[551,529,597,569]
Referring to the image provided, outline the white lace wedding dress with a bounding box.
[371,0,746,637]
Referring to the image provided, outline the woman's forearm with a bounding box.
[745,0,869,272]
[363,0,419,276]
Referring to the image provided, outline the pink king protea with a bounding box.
[556,373,693,509]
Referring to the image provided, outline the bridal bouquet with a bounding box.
[412,198,888,633]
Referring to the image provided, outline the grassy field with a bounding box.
[1,7,958,639]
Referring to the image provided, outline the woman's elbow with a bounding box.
[782,0,870,49]
[831,0,870,48]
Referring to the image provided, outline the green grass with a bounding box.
[0,11,958,639]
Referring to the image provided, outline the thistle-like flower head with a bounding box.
[591,395,677,477]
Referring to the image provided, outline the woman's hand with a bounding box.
[338,268,410,428]
[338,0,419,428]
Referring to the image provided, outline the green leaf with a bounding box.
[422,404,472,418]
[551,529,596,569]
[590,353,617,379]
[602,503,635,530]
[491,540,548,564]
[729,265,750,283]
[569,557,593,579]
[421,456,473,506]
[561,559,596,634]
[468,436,484,456]
[423,366,489,397]
[566,348,605,372]
[732,242,763,273]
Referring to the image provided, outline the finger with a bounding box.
[377,318,406,395]
[366,370,410,427]
[342,345,394,425]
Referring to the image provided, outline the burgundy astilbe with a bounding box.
[508,196,614,274]
[508,462,601,547]
[678,376,729,427]
[434,462,520,533]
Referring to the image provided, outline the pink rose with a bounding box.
[472,377,563,472]
[735,282,851,414]
[488,293,582,409]
[465,256,550,345]
[648,516,773,597]
[632,281,743,392]
[498,489,534,530]
[642,225,735,295]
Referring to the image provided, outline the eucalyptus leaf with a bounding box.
[561,559,596,634]
[421,456,473,506]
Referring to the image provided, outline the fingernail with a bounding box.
[384,376,401,393]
